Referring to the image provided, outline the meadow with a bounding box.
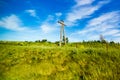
[0,41,120,80]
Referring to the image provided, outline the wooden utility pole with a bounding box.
[58,20,66,46]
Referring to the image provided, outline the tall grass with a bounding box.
[0,42,120,80]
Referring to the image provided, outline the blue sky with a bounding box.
[0,0,120,42]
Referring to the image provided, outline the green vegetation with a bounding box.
[0,41,120,80]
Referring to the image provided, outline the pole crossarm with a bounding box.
[58,21,66,26]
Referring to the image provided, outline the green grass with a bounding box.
[0,42,120,80]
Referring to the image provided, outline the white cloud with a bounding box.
[66,0,110,26]
[66,6,98,22]
[114,33,120,37]
[55,12,62,17]
[0,13,60,41]
[40,15,59,34]
[46,15,54,21]
[88,11,120,27]
[75,0,95,6]
[25,9,38,18]
[103,30,119,36]
[86,11,120,33]
[72,11,120,42]
[0,14,27,31]
[41,23,57,34]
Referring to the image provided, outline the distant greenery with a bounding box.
[0,40,120,80]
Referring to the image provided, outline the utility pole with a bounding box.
[58,20,66,46]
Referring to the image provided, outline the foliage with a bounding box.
[41,39,47,43]
[66,37,69,43]
[0,41,120,80]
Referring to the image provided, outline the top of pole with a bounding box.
[58,20,66,26]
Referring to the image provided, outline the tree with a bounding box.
[55,41,59,46]
[41,39,47,42]
[66,37,69,43]
[97,40,101,43]
[63,36,65,43]
[110,41,115,44]
[62,36,69,44]
[35,40,40,43]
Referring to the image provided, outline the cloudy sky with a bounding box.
[0,0,120,42]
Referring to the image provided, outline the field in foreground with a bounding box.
[0,41,120,80]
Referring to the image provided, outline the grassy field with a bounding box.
[0,41,120,80]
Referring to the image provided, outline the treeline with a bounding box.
[0,39,119,47]
[0,40,119,44]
